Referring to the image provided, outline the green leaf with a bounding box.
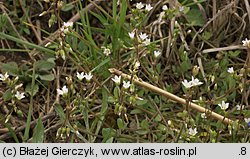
[186,8,205,27]
[136,130,148,135]
[39,73,55,81]
[117,118,124,130]
[113,86,120,99]
[61,3,75,12]
[105,137,114,143]
[157,123,167,132]
[136,99,147,106]
[32,118,44,143]
[35,60,55,71]
[140,119,149,130]
[202,31,212,40]
[3,89,12,101]
[54,104,65,121]
[25,84,39,96]
[102,128,116,143]
[154,114,162,122]
[107,96,116,103]
[130,109,142,114]
[228,50,240,57]
[1,62,19,76]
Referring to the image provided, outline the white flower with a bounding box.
[76,72,85,81]
[162,5,168,11]
[167,120,172,125]
[244,118,250,123]
[218,100,229,110]
[227,67,234,74]
[154,50,161,58]
[188,128,197,136]
[134,61,140,69]
[182,79,192,89]
[242,38,250,47]
[15,91,25,100]
[145,4,153,11]
[179,6,184,12]
[136,2,144,10]
[139,33,148,41]
[61,22,73,35]
[236,104,244,110]
[0,72,9,81]
[63,22,73,28]
[112,75,121,85]
[84,72,93,81]
[201,113,207,119]
[142,38,151,46]
[190,76,203,87]
[128,31,135,39]
[123,81,131,89]
[103,48,111,56]
[57,85,68,96]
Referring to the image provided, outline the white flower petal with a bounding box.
[123,81,131,89]
[227,67,234,74]
[15,91,25,100]
[136,2,144,10]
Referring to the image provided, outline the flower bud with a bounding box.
[192,65,200,76]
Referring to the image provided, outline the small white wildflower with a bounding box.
[57,85,68,96]
[0,72,9,81]
[167,120,172,125]
[244,118,250,123]
[201,113,207,119]
[103,48,111,56]
[236,104,245,110]
[128,31,135,39]
[162,5,168,11]
[15,91,25,100]
[218,100,229,110]
[182,79,192,89]
[123,81,131,89]
[190,76,203,87]
[76,72,85,81]
[61,22,73,35]
[139,33,148,41]
[63,21,73,28]
[136,2,144,10]
[112,75,121,85]
[242,38,250,48]
[134,61,140,69]
[145,4,153,12]
[179,6,184,12]
[154,50,161,58]
[142,38,151,46]
[211,75,215,83]
[227,67,234,74]
[84,72,93,81]
[188,128,197,136]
